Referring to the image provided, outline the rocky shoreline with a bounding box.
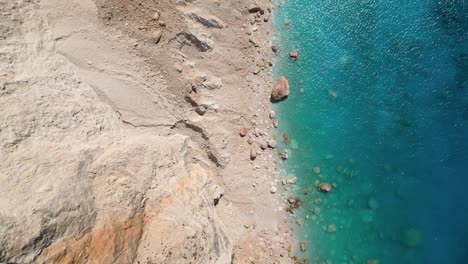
[0,0,303,263]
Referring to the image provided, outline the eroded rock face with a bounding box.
[0,1,231,263]
[271,76,290,101]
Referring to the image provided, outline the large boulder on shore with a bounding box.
[271,76,290,101]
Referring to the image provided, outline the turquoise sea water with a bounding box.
[272,0,468,263]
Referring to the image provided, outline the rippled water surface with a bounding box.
[273,0,468,263]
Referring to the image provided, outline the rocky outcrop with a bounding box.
[271,76,290,101]
[177,32,213,52]
[187,9,225,28]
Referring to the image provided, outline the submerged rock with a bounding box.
[368,197,379,210]
[272,119,279,128]
[283,132,290,144]
[271,76,290,101]
[327,224,336,233]
[282,176,296,185]
[271,44,279,55]
[313,166,320,174]
[317,183,332,192]
[299,241,307,252]
[289,50,298,59]
[402,228,421,248]
[278,149,288,160]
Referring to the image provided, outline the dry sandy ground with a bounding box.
[0,0,301,263]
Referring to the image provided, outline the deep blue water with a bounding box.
[273,0,468,263]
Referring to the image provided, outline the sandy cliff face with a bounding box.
[0,0,293,263]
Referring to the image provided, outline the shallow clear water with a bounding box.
[273,0,468,263]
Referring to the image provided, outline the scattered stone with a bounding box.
[203,76,223,90]
[247,138,254,145]
[286,197,302,213]
[240,127,248,137]
[268,139,277,149]
[314,198,321,205]
[313,166,320,174]
[195,105,206,115]
[151,30,162,44]
[272,119,279,128]
[271,44,279,55]
[270,186,277,194]
[283,132,290,144]
[260,141,268,150]
[289,50,298,59]
[174,63,183,72]
[253,128,260,137]
[300,241,307,252]
[271,76,290,101]
[249,38,259,47]
[282,176,296,185]
[278,149,288,160]
[152,11,160,20]
[317,183,332,192]
[158,20,166,27]
[248,2,265,14]
[269,110,276,119]
[250,146,258,160]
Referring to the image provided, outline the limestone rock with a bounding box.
[271,76,289,101]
